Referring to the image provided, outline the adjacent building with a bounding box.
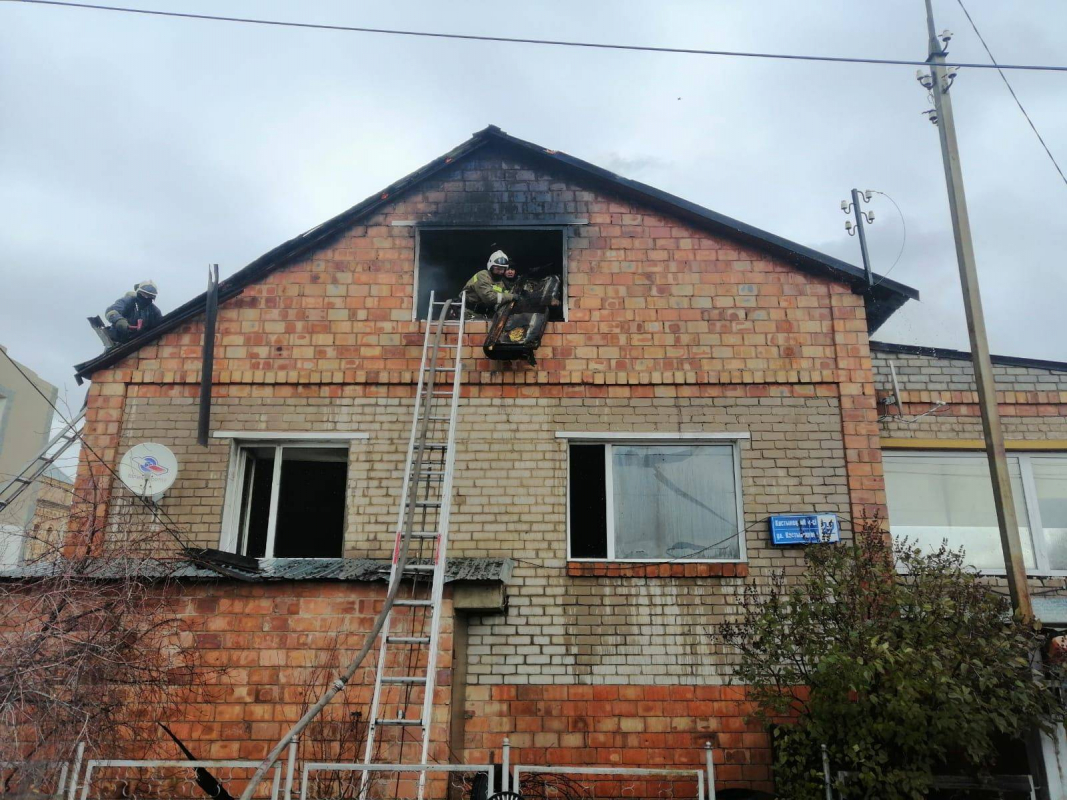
[0,345,60,565]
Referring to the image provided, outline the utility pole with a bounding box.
[841,189,876,286]
[920,0,1033,623]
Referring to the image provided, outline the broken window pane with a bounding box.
[568,442,742,561]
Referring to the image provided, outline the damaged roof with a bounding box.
[0,554,514,584]
[74,125,918,381]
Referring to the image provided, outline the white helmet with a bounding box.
[136,280,158,298]
[487,250,509,272]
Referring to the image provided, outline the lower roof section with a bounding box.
[0,552,514,584]
[871,340,1067,373]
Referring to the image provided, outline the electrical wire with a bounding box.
[956,0,1067,189]
[868,190,908,291]
[5,0,1067,73]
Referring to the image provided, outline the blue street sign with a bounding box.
[769,513,841,546]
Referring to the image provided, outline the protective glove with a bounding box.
[498,293,515,305]
[114,318,130,332]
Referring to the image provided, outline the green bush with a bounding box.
[717,527,1066,800]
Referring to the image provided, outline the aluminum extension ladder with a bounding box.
[360,292,466,800]
[0,407,85,516]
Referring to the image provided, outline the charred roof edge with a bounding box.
[74,125,918,380]
[73,133,493,381]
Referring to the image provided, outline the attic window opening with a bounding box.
[225,443,348,558]
[415,228,566,321]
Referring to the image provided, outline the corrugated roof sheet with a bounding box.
[0,556,513,584]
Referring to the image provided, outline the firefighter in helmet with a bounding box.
[461,250,516,315]
[104,280,162,343]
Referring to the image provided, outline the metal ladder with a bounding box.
[0,407,85,516]
[361,292,466,799]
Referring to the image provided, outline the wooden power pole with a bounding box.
[922,0,1034,623]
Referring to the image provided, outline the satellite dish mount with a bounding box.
[118,443,179,502]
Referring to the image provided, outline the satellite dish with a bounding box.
[118,443,179,497]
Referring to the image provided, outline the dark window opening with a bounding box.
[416,228,565,321]
[569,445,608,558]
[233,445,347,559]
[275,449,347,558]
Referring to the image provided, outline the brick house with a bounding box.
[63,125,1067,794]
[869,342,1067,795]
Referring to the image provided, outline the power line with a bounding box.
[6,0,1067,74]
[955,0,1067,189]
[868,190,908,291]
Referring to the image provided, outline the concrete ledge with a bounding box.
[452,582,508,614]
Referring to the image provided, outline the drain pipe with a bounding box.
[821,744,833,800]
[705,741,716,800]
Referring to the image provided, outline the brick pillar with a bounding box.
[66,376,127,556]
[830,289,888,529]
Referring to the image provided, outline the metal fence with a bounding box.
[505,739,716,800]
[76,758,290,800]
[0,743,83,800]
[72,742,297,800]
[298,762,494,800]
[3,738,725,800]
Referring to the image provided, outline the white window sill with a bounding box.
[567,558,746,564]
[213,431,368,441]
[556,431,750,441]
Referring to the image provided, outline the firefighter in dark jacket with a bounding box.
[502,263,521,295]
[105,280,161,343]
[462,251,516,315]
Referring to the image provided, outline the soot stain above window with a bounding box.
[416,228,565,321]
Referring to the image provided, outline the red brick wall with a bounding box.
[465,684,772,794]
[112,581,772,794]
[160,581,452,765]
[92,145,854,385]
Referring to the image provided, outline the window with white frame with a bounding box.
[566,438,745,561]
[883,451,1067,573]
[223,441,349,558]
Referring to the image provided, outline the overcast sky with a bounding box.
[2,0,1065,426]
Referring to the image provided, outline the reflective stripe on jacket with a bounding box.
[105,291,162,331]
[462,269,507,307]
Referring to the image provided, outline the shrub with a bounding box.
[717,526,1067,799]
